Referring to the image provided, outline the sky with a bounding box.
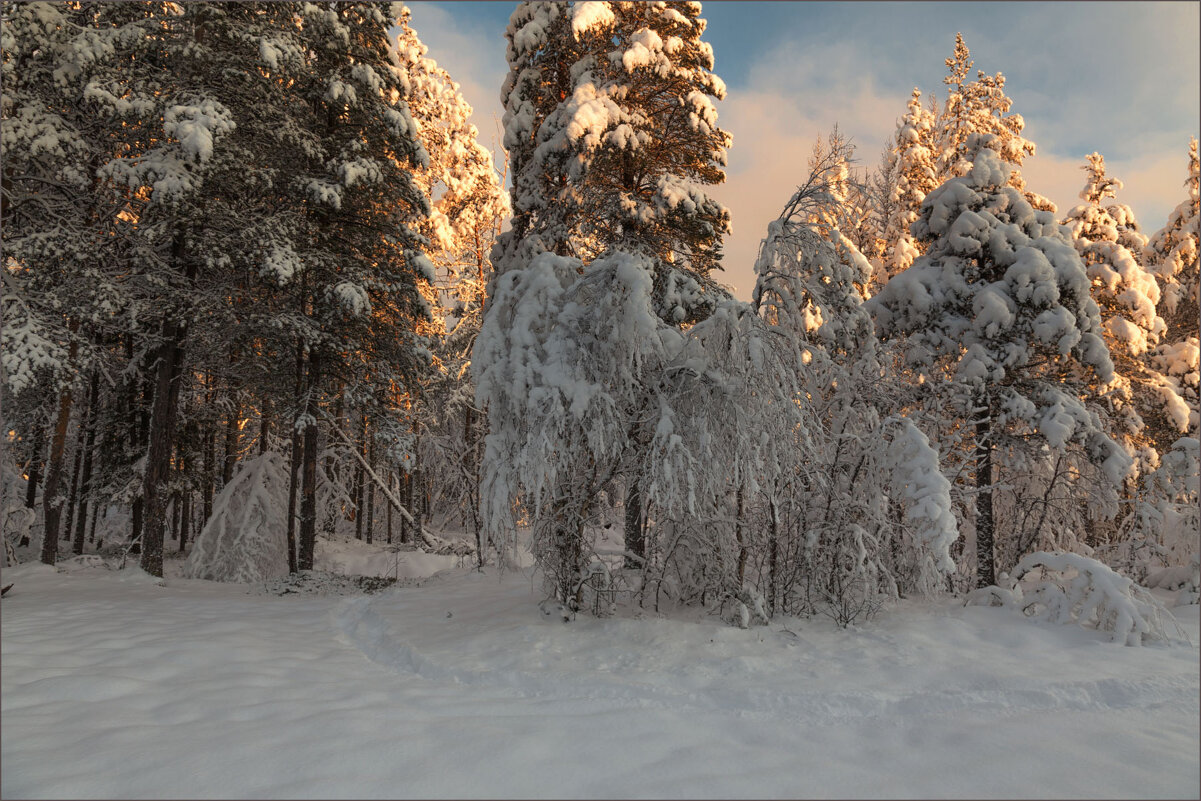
[405,1,1200,301]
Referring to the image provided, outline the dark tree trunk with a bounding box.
[353,463,364,536]
[62,422,85,541]
[130,498,143,553]
[974,394,995,590]
[88,493,101,544]
[413,435,426,523]
[24,422,44,510]
[297,355,321,572]
[72,373,100,555]
[386,476,394,545]
[284,347,304,573]
[222,401,240,487]
[399,470,411,544]
[128,344,151,552]
[202,391,214,526]
[285,424,302,573]
[768,496,780,617]
[178,454,191,553]
[365,435,375,545]
[140,305,189,578]
[40,364,77,565]
[624,476,643,569]
[352,415,365,537]
[465,405,483,568]
[170,489,181,543]
[259,399,271,456]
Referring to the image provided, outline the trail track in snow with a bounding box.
[333,580,1200,725]
[3,562,1197,799]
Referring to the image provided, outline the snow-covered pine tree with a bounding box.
[935,34,1035,191]
[1062,153,1185,474]
[562,0,734,570]
[395,6,509,287]
[479,0,736,600]
[1,2,179,564]
[497,1,731,313]
[392,5,510,561]
[880,89,939,281]
[89,2,336,577]
[287,1,435,570]
[554,1,731,279]
[1130,138,1200,582]
[496,1,584,263]
[869,133,1129,589]
[1143,137,1199,437]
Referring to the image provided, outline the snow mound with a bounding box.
[181,452,290,583]
[968,551,1184,646]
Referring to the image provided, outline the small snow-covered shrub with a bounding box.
[182,452,290,583]
[3,504,34,564]
[1144,552,1200,606]
[968,551,1182,645]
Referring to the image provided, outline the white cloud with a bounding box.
[711,41,907,300]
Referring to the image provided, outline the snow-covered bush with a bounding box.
[1144,553,1200,607]
[1118,437,1201,583]
[968,551,1182,645]
[476,246,679,602]
[747,137,960,625]
[182,452,291,583]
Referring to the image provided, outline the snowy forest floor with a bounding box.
[2,548,1199,799]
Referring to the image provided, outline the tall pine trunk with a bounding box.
[72,373,100,555]
[365,440,375,545]
[297,354,321,572]
[768,496,780,617]
[386,476,394,545]
[140,256,190,578]
[62,420,85,541]
[624,475,643,570]
[23,422,44,511]
[974,393,995,589]
[464,405,483,568]
[399,470,410,543]
[222,400,240,487]
[284,349,304,574]
[202,377,214,526]
[178,454,191,553]
[258,399,271,455]
[129,358,152,552]
[352,414,365,537]
[40,337,78,566]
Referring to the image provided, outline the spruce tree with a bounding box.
[1143,137,1200,438]
[935,34,1034,190]
[881,89,939,280]
[394,5,510,561]
[1062,153,1185,470]
[870,134,1129,588]
[480,0,735,598]
[289,1,435,569]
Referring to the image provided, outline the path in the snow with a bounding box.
[335,580,1198,723]
[2,561,1198,799]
